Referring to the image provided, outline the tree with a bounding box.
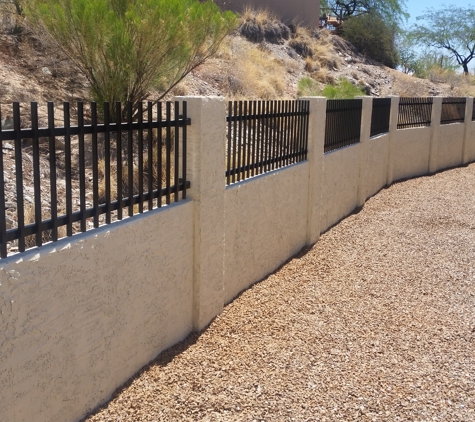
[410,6,475,75]
[341,11,399,68]
[321,0,407,25]
[24,0,237,115]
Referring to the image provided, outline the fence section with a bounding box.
[226,100,309,185]
[0,101,190,258]
[473,98,475,121]
[441,97,466,125]
[397,97,433,129]
[370,98,391,137]
[324,99,362,153]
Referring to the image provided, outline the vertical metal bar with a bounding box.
[227,101,232,185]
[237,101,243,182]
[283,101,289,165]
[278,100,284,168]
[264,101,270,172]
[297,101,304,161]
[116,102,123,220]
[78,102,86,232]
[147,102,153,210]
[157,102,163,208]
[104,102,111,224]
[232,101,237,183]
[174,101,180,202]
[137,102,144,212]
[251,100,257,177]
[64,102,73,236]
[166,102,171,205]
[91,102,99,228]
[127,102,134,216]
[13,103,25,251]
[288,101,295,163]
[0,106,7,258]
[247,101,254,178]
[182,101,187,199]
[47,102,58,241]
[258,101,263,175]
[303,101,310,160]
[270,101,275,170]
[242,101,247,180]
[31,103,42,246]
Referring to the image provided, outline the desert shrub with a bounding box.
[25,0,237,117]
[239,7,290,44]
[297,76,365,99]
[341,12,399,68]
[322,77,366,99]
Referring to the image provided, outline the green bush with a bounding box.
[25,0,237,116]
[341,12,399,68]
[321,78,366,99]
[298,76,365,99]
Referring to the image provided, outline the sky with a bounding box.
[404,0,474,29]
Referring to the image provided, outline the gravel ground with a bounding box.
[86,164,475,422]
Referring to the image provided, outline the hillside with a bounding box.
[0,16,470,122]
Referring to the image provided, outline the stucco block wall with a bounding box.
[434,123,464,171]
[0,202,194,422]
[464,121,475,163]
[224,163,309,303]
[321,144,360,233]
[363,134,390,200]
[391,127,431,182]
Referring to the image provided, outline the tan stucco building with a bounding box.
[215,0,321,28]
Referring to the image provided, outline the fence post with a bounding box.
[300,97,326,246]
[356,96,372,207]
[386,96,399,186]
[175,96,226,331]
[428,96,442,173]
[462,97,474,165]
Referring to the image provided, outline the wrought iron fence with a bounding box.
[472,99,475,121]
[226,100,309,185]
[0,101,190,258]
[324,99,362,153]
[370,98,391,137]
[441,97,466,125]
[397,97,433,129]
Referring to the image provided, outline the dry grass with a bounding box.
[227,45,286,99]
[23,203,67,249]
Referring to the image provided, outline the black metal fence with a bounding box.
[226,100,309,185]
[441,97,466,125]
[397,97,433,129]
[370,98,391,137]
[0,101,190,258]
[473,99,475,121]
[324,99,362,153]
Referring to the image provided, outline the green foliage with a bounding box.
[321,0,408,25]
[297,77,320,96]
[24,0,237,114]
[297,77,366,99]
[341,12,399,68]
[321,77,366,99]
[410,6,475,74]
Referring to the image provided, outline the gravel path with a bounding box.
[86,164,475,422]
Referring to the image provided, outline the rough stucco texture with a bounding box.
[465,122,475,163]
[321,144,360,233]
[392,127,431,182]
[435,123,464,171]
[363,134,389,200]
[224,163,309,304]
[0,201,194,422]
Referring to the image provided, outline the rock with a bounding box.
[1,116,13,130]
[3,142,13,150]
[41,67,52,75]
